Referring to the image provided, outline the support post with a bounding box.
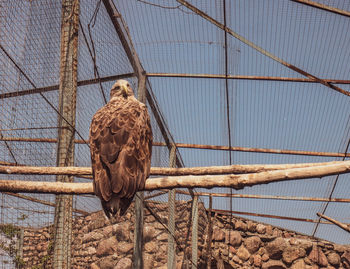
[132,73,147,268]
[191,195,199,268]
[168,145,176,268]
[53,0,79,268]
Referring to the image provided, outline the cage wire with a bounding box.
[1,0,350,268]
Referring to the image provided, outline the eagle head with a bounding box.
[110,79,134,99]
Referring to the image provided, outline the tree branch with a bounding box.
[0,161,349,194]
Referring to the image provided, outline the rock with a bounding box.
[82,231,104,243]
[102,226,113,237]
[244,236,261,254]
[256,224,267,234]
[266,238,288,259]
[262,253,270,262]
[90,262,100,269]
[226,231,242,247]
[113,223,130,242]
[308,244,328,267]
[114,257,132,269]
[144,253,154,269]
[145,241,158,253]
[334,244,347,253]
[98,256,117,269]
[213,228,225,241]
[117,242,133,254]
[290,259,305,269]
[262,260,286,269]
[87,246,96,256]
[327,252,340,266]
[282,246,306,264]
[342,250,350,265]
[266,225,273,235]
[237,245,250,261]
[235,220,248,231]
[247,221,257,232]
[156,232,168,241]
[143,225,156,243]
[252,254,262,267]
[96,237,118,257]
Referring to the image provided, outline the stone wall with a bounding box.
[20,201,350,269]
[209,213,350,268]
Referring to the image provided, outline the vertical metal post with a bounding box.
[132,74,146,269]
[206,195,213,269]
[191,195,199,268]
[16,228,24,269]
[167,145,176,268]
[53,0,79,268]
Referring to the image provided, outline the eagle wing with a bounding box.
[89,98,152,216]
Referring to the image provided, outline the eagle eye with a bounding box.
[116,86,120,90]
[127,84,130,87]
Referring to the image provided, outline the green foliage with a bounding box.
[0,224,20,239]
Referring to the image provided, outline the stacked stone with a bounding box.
[20,201,350,269]
[210,215,350,268]
[22,226,53,268]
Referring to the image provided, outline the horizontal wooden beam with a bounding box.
[175,190,350,203]
[212,209,332,225]
[0,73,135,99]
[0,160,349,193]
[147,73,350,84]
[0,161,347,177]
[2,137,348,158]
[291,0,350,18]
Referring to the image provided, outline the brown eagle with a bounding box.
[89,79,152,218]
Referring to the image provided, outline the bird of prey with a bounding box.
[89,79,152,218]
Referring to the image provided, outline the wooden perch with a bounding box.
[0,160,346,177]
[0,161,349,194]
[317,213,350,233]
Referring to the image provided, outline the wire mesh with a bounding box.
[1,0,350,267]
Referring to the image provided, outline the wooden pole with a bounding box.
[317,213,350,233]
[1,160,347,177]
[1,160,349,193]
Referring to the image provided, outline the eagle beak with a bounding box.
[122,85,128,97]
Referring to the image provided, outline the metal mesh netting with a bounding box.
[0,0,187,267]
[1,0,350,267]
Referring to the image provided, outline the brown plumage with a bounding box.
[89,80,152,218]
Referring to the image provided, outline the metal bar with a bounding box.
[154,142,350,158]
[3,192,89,215]
[53,1,79,268]
[2,137,350,157]
[146,73,350,84]
[206,195,213,269]
[167,145,176,269]
[0,73,134,100]
[177,0,350,98]
[191,195,199,268]
[211,209,334,225]
[291,0,350,18]
[175,190,350,203]
[2,137,349,158]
